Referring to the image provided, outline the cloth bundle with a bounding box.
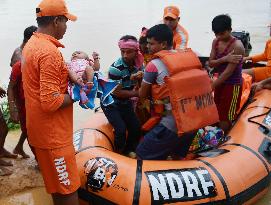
[189,126,224,152]
[68,72,118,109]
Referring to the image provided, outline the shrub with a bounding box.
[0,100,20,130]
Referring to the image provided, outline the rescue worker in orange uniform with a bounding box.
[163,5,189,49]
[243,24,271,82]
[22,0,80,204]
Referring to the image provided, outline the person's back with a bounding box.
[23,32,72,148]
[163,6,189,49]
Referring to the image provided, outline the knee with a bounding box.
[136,138,152,159]
[114,125,126,137]
[128,119,141,132]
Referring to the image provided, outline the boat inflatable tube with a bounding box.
[75,90,271,205]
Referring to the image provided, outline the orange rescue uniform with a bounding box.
[22,33,80,194]
[173,24,189,49]
[252,39,271,82]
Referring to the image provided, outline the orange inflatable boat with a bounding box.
[74,88,271,205]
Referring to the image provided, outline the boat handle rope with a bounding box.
[247,106,271,135]
[264,142,271,156]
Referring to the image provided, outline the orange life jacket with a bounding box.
[237,73,252,114]
[151,49,219,135]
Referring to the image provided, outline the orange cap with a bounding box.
[163,6,180,19]
[36,0,77,21]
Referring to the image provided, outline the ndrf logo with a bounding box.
[84,157,118,192]
[145,168,217,204]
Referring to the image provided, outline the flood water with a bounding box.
[0,0,271,204]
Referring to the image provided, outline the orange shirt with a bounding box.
[173,24,189,49]
[22,33,73,149]
[252,39,271,67]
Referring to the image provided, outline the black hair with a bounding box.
[139,36,147,45]
[139,27,148,45]
[36,15,66,27]
[23,25,37,43]
[146,24,173,47]
[119,35,138,42]
[212,14,232,34]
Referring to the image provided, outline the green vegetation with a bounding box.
[0,100,20,130]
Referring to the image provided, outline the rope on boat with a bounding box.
[247,107,271,135]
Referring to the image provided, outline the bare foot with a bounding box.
[127,152,137,159]
[0,166,13,176]
[0,159,13,166]
[13,148,30,159]
[0,148,18,159]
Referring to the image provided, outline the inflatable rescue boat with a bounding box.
[74,88,271,205]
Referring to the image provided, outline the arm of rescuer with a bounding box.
[139,61,158,99]
[39,51,74,112]
[244,40,270,63]
[209,39,243,68]
[253,77,271,92]
[174,25,189,49]
[108,64,139,99]
[211,40,245,90]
